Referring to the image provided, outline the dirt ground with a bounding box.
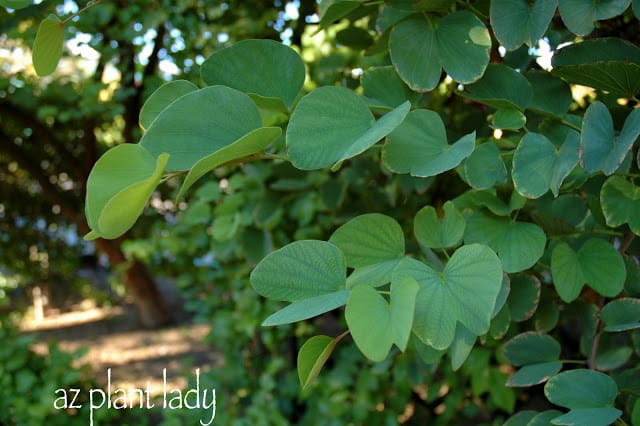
[21,302,217,398]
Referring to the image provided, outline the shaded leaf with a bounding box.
[508,274,541,322]
[287,86,410,170]
[550,408,622,426]
[503,332,561,366]
[361,66,420,109]
[490,0,557,50]
[32,15,64,77]
[601,298,640,332]
[329,213,405,268]
[558,0,631,35]
[250,240,346,301]
[263,290,351,326]
[545,369,618,408]
[389,12,491,91]
[413,201,465,249]
[139,80,198,130]
[600,175,640,236]
[298,335,339,389]
[459,142,508,190]
[551,239,626,302]
[201,39,305,110]
[507,362,563,387]
[140,86,262,171]
[460,63,533,111]
[383,109,475,177]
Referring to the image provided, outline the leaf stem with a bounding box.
[61,0,105,26]
[440,248,450,260]
[261,152,290,162]
[335,330,350,343]
[559,118,581,132]
[588,295,606,370]
[455,0,488,20]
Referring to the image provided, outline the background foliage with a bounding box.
[2,0,640,425]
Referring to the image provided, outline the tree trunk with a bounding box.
[95,239,171,328]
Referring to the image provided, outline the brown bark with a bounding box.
[1,129,172,328]
[95,239,172,328]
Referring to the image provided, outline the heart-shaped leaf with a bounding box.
[250,240,346,301]
[459,142,508,190]
[262,290,351,326]
[345,276,419,361]
[551,38,640,97]
[140,86,262,171]
[491,109,526,130]
[84,144,168,240]
[413,201,465,249]
[395,244,503,350]
[490,0,557,50]
[601,175,640,235]
[201,39,305,111]
[449,324,476,371]
[512,132,579,198]
[465,211,547,273]
[581,102,640,175]
[298,335,340,390]
[389,12,491,91]
[361,66,420,109]
[601,298,640,332]
[139,80,198,130]
[526,70,572,116]
[545,369,621,425]
[460,64,533,111]
[551,238,626,302]
[383,109,475,177]
[346,259,402,289]
[177,127,281,200]
[558,0,631,35]
[329,213,405,268]
[32,15,64,77]
[287,86,410,170]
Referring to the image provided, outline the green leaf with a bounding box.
[507,362,563,387]
[453,189,521,216]
[84,144,168,240]
[551,408,623,426]
[346,278,418,362]
[396,244,503,350]
[287,87,410,170]
[492,109,526,130]
[389,12,491,91]
[201,39,305,110]
[140,86,262,171]
[526,70,572,116]
[581,102,640,175]
[558,0,631,35]
[601,175,640,235]
[504,411,538,426]
[528,410,565,426]
[551,38,640,97]
[460,63,533,111]
[449,324,476,371]
[551,239,626,302]
[298,335,339,390]
[383,109,475,177]
[512,132,579,199]
[490,0,557,50]
[139,80,198,130]
[329,213,405,268]
[346,259,402,288]
[465,211,547,273]
[32,15,64,77]
[545,369,619,408]
[361,66,420,109]
[0,0,32,9]
[336,27,373,50]
[503,332,561,366]
[390,275,420,351]
[177,127,281,200]
[262,290,351,326]
[507,274,541,322]
[250,240,346,302]
[601,298,640,332]
[413,201,465,249]
[459,142,508,190]
[318,0,363,30]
